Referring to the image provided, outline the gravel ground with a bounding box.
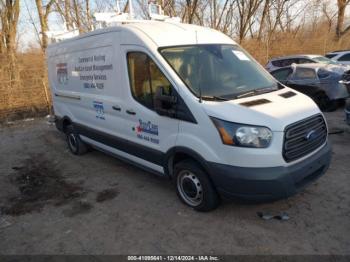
[0,110,349,255]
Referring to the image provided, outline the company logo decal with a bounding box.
[136,119,159,135]
[135,119,159,144]
[56,63,68,84]
[93,101,105,120]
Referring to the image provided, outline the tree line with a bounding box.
[1,0,350,62]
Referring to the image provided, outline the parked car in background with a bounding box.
[270,63,350,111]
[325,50,350,66]
[265,54,338,72]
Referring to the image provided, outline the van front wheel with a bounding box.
[174,160,220,211]
[66,125,88,155]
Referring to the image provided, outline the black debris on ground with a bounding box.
[0,155,87,216]
[95,188,119,203]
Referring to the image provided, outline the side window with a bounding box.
[271,60,282,67]
[127,52,172,110]
[325,54,337,59]
[271,68,293,82]
[290,59,300,65]
[280,59,295,67]
[294,68,317,80]
[280,59,290,67]
[298,58,314,64]
[338,53,350,61]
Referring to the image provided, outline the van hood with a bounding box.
[201,88,321,132]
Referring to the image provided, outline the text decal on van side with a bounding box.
[74,54,113,90]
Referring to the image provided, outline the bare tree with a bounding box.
[257,0,270,40]
[85,0,92,31]
[322,2,337,32]
[0,0,20,79]
[235,0,263,42]
[54,0,93,33]
[336,0,350,39]
[54,0,73,30]
[72,0,83,33]
[35,0,55,51]
[182,0,199,24]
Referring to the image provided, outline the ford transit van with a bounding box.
[47,21,331,211]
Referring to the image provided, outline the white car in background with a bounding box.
[325,50,350,66]
[265,54,338,72]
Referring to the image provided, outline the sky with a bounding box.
[19,0,65,50]
[18,0,127,51]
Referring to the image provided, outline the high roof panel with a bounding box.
[48,20,235,49]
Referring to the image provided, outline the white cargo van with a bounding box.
[47,21,331,211]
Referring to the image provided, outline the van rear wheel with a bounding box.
[174,160,220,212]
[66,125,88,155]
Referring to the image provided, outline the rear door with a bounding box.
[117,45,180,174]
[49,32,125,140]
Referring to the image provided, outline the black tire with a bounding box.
[65,125,88,155]
[314,92,337,112]
[174,160,220,212]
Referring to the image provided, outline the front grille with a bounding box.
[283,114,327,162]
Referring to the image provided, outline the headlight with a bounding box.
[211,117,272,148]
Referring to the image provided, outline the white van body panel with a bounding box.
[201,88,320,132]
[47,21,324,168]
[46,21,331,202]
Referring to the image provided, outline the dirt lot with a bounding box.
[0,110,349,255]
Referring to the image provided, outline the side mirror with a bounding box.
[154,86,177,116]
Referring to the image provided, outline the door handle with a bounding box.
[126,109,136,115]
[112,105,121,111]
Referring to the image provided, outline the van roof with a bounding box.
[48,21,235,48]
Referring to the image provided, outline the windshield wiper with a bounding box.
[254,86,278,94]
[236,91,256,99]
[201,95,229,101]
[235,86,278,99]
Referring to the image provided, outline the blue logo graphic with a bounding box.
[93,101,105,120]
[305,130,317,141]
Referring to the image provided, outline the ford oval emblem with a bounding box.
[305,130,317,141]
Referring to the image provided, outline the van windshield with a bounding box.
[159,44,278,100]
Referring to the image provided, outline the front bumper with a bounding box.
[207,143,332,202]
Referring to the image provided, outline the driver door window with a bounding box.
[127,52,172,110]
